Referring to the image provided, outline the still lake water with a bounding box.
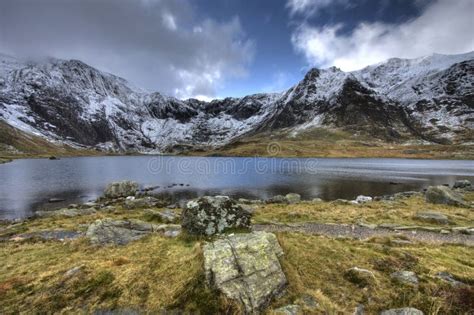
[1,156,473,220]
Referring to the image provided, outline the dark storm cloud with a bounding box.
[0,0,254,99]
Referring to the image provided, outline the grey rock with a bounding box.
[414,211,449,224]
[355,195,373,203]
[62,207,96,217]
[181,196,252,235]
[48,198,65,203]
[453,179,471,189]
[267,195,287,204]
[344,267,376,287]
[145,209,178,223]
[435,271,465,286]
[274,304,300,315]
[380,307,424,315]
[64,265,85,279]
[103,181,139,198]
[285,193,301,204]
[311,198,323,203]
[354,304,365,315]
[332,199,351,205]
[203,232,287,314]
[11,230,82,241]
[86,219,161,245]
[391,271,418,285]
[451,226,474,235]
[124,196,163,209]
[425,186,467,207]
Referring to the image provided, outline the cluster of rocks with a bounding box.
[86,219,181,245]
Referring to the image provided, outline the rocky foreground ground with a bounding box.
[0,180,473,314]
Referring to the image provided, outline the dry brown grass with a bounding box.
[271,232,474,314]
[254,193,474,228]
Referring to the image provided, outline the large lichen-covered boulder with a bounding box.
[203,232,287,314]
[86,219,180,245]
[425,185,467,207]
[103,181,139,198]
[181,196,252,235]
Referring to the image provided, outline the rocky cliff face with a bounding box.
[0,52,472,152]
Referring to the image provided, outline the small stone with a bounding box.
[64,265,84,279]
[380,307,424,315]
[311,198,323,203]
[344,267,376,287]
[435,271,464,287]
[414,211,449,225]
[124,196,164,209]
[285,193,301,204]
[267,195,287,204]
[274,304,300,315]
[355,195,373,203]
[391,271,418,285]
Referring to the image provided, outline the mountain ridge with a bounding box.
[0,51,473,153]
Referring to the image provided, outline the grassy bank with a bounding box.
[254,192,474,228]
[1,192,473,314]
[198,128,474,160]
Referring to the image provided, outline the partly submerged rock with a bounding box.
[86,219,180,245]
[355,195,373,204]
[414,211,449,225]
[103,181,139,199]
[425,186,467,207]
[380,307,424,315]
[453,179,472,189]
[390,271,418,285]
[203,232,287,314]
[181,196,252,235]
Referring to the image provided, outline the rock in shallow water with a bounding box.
[203,232,287,313]
[181,196,252,235]
[425,186,467,207]
[103,181,139,199]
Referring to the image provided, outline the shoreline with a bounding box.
[1,182,473,313]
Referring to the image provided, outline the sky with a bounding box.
[0,0,473,100]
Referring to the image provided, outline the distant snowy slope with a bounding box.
[0,51,472,152]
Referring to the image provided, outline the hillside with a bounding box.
[0,52,473,156]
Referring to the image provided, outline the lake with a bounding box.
[1,156,473,220]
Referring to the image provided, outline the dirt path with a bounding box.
[253,223,474,246]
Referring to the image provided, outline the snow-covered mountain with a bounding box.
[0,51,472,152]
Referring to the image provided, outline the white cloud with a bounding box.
[162,12,177,31]
[287,0,350,16]
[0,0,254,100]
[291,0,474,71]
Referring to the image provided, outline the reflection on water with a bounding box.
[0,156,473,219]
